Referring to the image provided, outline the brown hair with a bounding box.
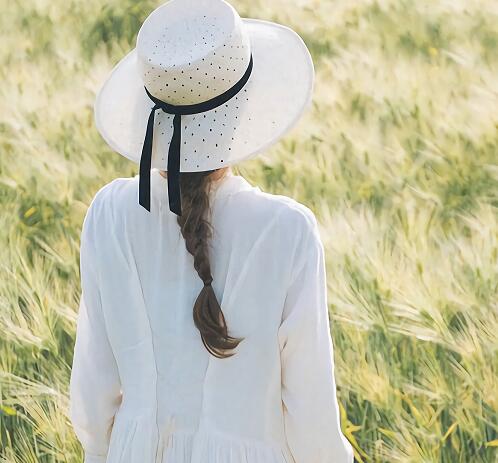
[169,168,244,358]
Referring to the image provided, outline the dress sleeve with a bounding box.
[278,213,354,463]
[69,198,122,463]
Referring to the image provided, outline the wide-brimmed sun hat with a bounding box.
[94,0,315,216]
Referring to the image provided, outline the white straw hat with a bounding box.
[94,0,315,216]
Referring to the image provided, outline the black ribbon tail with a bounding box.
[139,105,159,212]
[167,113,182,216]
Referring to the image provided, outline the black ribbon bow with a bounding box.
[139,54,254,216]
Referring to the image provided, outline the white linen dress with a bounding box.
[69,168,354,463]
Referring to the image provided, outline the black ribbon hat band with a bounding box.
[139,54,254,216]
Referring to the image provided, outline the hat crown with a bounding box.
[137,0,251,106]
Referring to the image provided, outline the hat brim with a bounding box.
[94,18,314,172]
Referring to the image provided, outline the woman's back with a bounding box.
[69,169,353,463]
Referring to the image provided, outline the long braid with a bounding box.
[175,169,244,358]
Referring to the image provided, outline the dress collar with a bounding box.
[149,168,258,210]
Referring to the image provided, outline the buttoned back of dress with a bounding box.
[69,169,354,463]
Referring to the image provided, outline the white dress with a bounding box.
[69,168,354,463]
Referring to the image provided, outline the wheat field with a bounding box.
[0,0,497,462]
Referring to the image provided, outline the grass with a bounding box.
[0,0,497,461]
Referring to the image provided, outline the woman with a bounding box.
[69,0,354,462]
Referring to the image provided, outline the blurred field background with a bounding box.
[1,0,497,461]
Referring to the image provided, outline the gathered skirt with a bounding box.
[103,411,294,463]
